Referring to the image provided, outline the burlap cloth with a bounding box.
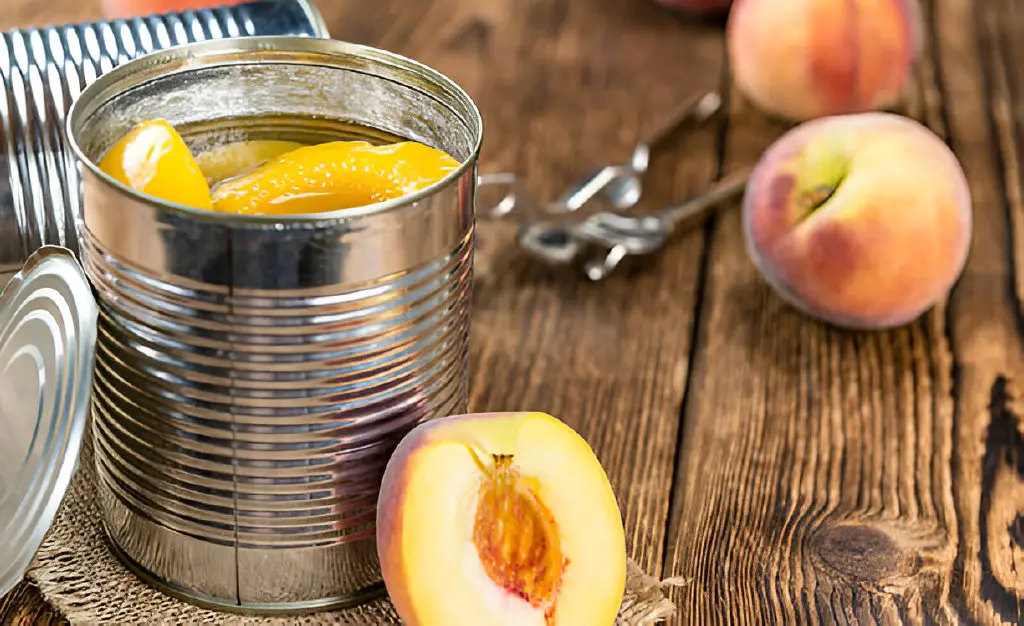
[25,434,687,624]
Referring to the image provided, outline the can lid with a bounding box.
[0,246,97,598]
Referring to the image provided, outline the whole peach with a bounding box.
[743,112,972,330]
[727,0,923,121]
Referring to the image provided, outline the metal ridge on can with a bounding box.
[0,0,329,289]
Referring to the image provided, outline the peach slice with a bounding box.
[98,118,213,211]
[194,139,306,184]
[209,140,460,215]
[377,412,627,626]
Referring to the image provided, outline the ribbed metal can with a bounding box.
[66,36,481,612]
[0,0,328,288]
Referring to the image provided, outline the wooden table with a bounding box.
[3,0,1024,623]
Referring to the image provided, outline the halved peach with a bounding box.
[376,411,627,626]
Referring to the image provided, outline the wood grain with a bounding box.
[946,0,1024,621]
[661,0,1024,623]
[0,583,65,625]
[2,0,99,30]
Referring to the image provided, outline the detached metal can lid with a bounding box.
[0,246,97,598]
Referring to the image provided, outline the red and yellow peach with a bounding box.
[727,0,924,121]
[100,0,248,19]
[743,112,972,329]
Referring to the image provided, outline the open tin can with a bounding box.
[0,0,328,289]
[0,35,482,614]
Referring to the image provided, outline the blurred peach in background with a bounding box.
[101,0,246,19]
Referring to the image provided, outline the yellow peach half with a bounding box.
[376,411,627,626]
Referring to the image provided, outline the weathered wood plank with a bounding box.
[3,0,99,29]
[661,0,1024,623]
[942,0,1024,622]
[0,583,65,626]
[662,2,971,624]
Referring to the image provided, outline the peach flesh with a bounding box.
[742,112,972,329]
[376,412,627,626]
[727,0,924,122]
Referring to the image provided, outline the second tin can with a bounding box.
[66,36,482,612]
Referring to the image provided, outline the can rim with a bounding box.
[65,35,484,225]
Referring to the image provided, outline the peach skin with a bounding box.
[376,411,627,626]
[727,0,924,122]
[742,112,972,330]
[100,0,247,19]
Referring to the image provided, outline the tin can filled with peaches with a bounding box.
[65,36,481,612]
